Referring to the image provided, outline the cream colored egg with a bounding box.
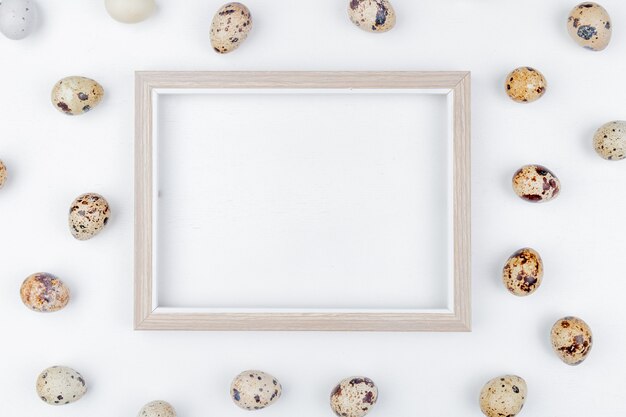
[20,272,70,312]
[138,400,177,417]
[505,67,546,103]
[348,0,396,33]
[593,120,626,161]
[105,0,155,23]
[330,376,378,417]
[502,248,543,296]
[512,164,560,203]
[551,316,593,365]
[479,375,527,417]
[0,159,6,188]
[210,3,252,54]
[51,76,104,116]
[68,193,111,240]
[36,366,87,405]
[230,370,282,410]
[567,2,611,51]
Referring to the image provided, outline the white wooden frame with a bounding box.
[135,71,471,331]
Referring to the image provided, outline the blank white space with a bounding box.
[155,92,450,309]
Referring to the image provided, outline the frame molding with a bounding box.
[135,71,471,331]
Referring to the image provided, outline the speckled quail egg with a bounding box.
[512,164,560,203]
[502,248,543,296]
[567,3,611,51]
[593,120,626,161]
[551,316,593,365]
[68,193,110,240]
[138,400,177,417]
[0,0,37,40]
[105,0,156,23]
[230,370,282,410]
[330,376,378,417]
[348,0,396,33]
[210,3,252,54]
[479,375,527,417]
[20,272,70,312]
[0,159,6,188]
[505,67,547,103]
[36,366,87,405]
[51,76,104,116]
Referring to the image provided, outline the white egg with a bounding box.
[105,0,155,24]
[0,0,37,40]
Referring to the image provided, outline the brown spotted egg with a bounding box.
[51,76,104,115]
[138,400,177,417]
[512,164,560,203]
[20,272,70,312]
[210,3,252,54]
[551,316,593,365]
[68,193,110,240]
[230,370,282,410]
[505,67,547,103]
[479,375,527,417]
[36,366,87,405]
[0,159,6,188]
[593,120,626,161]
[330,376,378,417]
[348,0,396,33]
[567,3,611,51]
[502,248,543,296]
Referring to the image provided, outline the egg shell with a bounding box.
[0,0,37,40]
[210,3,252,54]
[551,316,593,365]
[230,370,282,410]
[20,272,70,312]
[138,400,177,417]
[105,0,156,24]
[330,376,378,417]
[36,366,87,405]
[348,0,396,33]
[479,375,527,417]
[0,159,6,188]
[68,193,110,240]
[502,248,543,296]
[51,76,104,116]
[505,67,546,103]
[567,2,611,51]
[593,120,626,161]
[512,164,560,203]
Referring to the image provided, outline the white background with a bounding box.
[156,92,451,310]
[0,0,625,416]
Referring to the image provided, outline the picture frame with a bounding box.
[135,71,471,331]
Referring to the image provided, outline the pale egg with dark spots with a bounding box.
[36,366,87,406]
[512,164,560,203]
[138,400,177,417]
[0,159,6,188]
[551,316,593,365]
[51,76,104,116]
[68,193,111,240]
[330,376,378,417]
[502,248,543,296]
[0,0,38,40]
[593,120,626,161]
[230,370,282,410]
[210,2,252,54]
[348,0,396,33]
[505,67,546,103]
[567,2,611,51]
[479,375,527,417]
[20,272,70,312]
